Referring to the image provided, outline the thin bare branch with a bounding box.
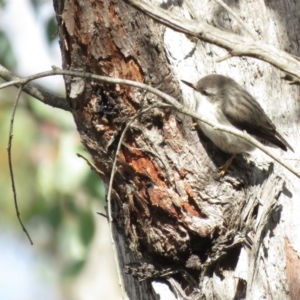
[122,0,300,81]
[1,68,299,178]
[7,85,33,245]
[97,212,108,218]
[0,64,70,111]
[106,102,171,297]
[216,52,234,62]
[76,153,104,176]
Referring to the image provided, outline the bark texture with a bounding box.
[53,0,300,299]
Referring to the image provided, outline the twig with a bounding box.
[76,153,104,176]
[7,85,33,245]
[1,68,299,178]
[122,0,300,81]
[0,64,69,111]
[97,212,108,218]
[213,0,258,40]
[106,102,170,296]
[216,52,234,63]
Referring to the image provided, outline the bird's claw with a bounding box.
[218,154,236,177]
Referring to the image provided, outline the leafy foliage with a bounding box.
[46,16,58,43]
[0,30,17,69]
[0,0,110,297]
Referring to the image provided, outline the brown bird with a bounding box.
[182,74,294,176]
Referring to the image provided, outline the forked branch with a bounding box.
[122,0,300,82]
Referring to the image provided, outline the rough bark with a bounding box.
[53,0,300,299]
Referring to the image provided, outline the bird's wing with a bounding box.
[222,94,294,152]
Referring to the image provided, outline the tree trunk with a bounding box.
[53,0,300,299]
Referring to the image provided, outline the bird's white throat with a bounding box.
[193,91,255,154]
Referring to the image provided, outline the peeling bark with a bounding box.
[53,0,300,299]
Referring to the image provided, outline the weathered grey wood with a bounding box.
[53,0,300,299]
[161,1,300,299]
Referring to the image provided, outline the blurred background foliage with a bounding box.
[0,0,120,299]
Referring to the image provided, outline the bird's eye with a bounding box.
[201,89,209,96]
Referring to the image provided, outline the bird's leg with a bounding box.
[218,153,236,176]
[189,123,198,131]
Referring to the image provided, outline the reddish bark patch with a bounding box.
[284,237,300,299]
[147,186,178,217]
[183,202,201,217]
[121,147,165,186]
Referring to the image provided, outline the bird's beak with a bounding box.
[181,80,196,90]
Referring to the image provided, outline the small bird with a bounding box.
[181,74,294,176]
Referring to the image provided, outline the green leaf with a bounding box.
[79,210,95,246]
[0,30,17,69]
[29,0,41,13]
[46,16,58,44]
[63,259,86,277]
[46,202,63,229]
[0,0,6,8]
[83,171,105,201]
